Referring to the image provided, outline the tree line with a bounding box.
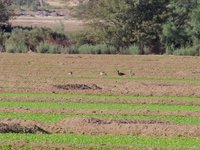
[1,0,200,55]
[75,0,200,55]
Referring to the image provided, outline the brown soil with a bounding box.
[1,118,200,137]
[1,96,200,106]
[54,84,102,90]
[49,118,200,137]
[1,54,200,96]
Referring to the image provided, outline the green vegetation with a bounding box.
[0,134,200,149]
[0,93,199,101]
[78,44,116,54]
[11,0,43,10]
[73,0,200,55]
[4,27,70,53]
[0,101,200,112]
[0,0,12,23]
[0,112,200,124]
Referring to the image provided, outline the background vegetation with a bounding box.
[0,0,200,55]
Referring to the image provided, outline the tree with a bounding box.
[39,0,44,8]
[75,0,170,54]
[0,0,12,23]
[121,0,170,54]
[75,0,128,52]
[161,0,199,52]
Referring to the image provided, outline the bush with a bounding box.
[173,47,199,56]
[3,27,71,53]
[5,29,29,53]
[61,45,79,54]
[69,31,101,46]
[125,45,140,55]
[78,44,116,54]
[36,42,62,54]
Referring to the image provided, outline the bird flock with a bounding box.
[68,69,135,77]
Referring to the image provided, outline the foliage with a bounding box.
[161,0,199,51]
[61,45,79,54]
[5,29,28,53]
[78,44,116,54]
[74,0,200,55]
[36,41,62,54]
[10,0,43,10]
[0,0,12,23]
[3,27,70,53]
[75,0,170,54]
[173,47,200,56]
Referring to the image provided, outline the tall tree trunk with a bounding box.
[39,0,44,8]
[139,42,144,55]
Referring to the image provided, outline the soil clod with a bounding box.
[54,84,102,90]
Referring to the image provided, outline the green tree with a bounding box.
[161,0,199,52]
[76,0,170,54]
[0,0,12,23]
[121,0,170,54]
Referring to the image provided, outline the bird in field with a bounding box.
[68,72,73,75]
[115,68,125,76]
[128,70,135,77]
[99,71,107,76]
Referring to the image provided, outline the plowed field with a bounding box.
[0,53,200,149]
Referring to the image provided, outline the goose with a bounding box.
[115,68,125,76]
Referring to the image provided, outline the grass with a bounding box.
[78,76,200,83]
[0,93,199,101]
[0,101,200,112]
[0,134,200,149]
[0,112,200,124]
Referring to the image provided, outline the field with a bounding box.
[0,54,200,149]
[10,16,85,32]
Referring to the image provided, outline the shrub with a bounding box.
[78,44,116,54]
[5,29,28,53]
[69,31,101,46]
[173,47,199,56]
[36,42,50,53]
[36,42,63,54]
[3,27,71,53]
[125,45,140,55]
[61,45,79,54]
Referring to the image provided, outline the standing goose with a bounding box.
[115,68,125,76]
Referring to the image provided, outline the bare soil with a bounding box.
[1,118,200,137]
[1,54,200,96]
[54,84,102,90]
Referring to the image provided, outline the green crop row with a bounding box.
[0,134,199,149]
[0,101,199,112]
[0,93,199,101]
[0,112,199,124]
